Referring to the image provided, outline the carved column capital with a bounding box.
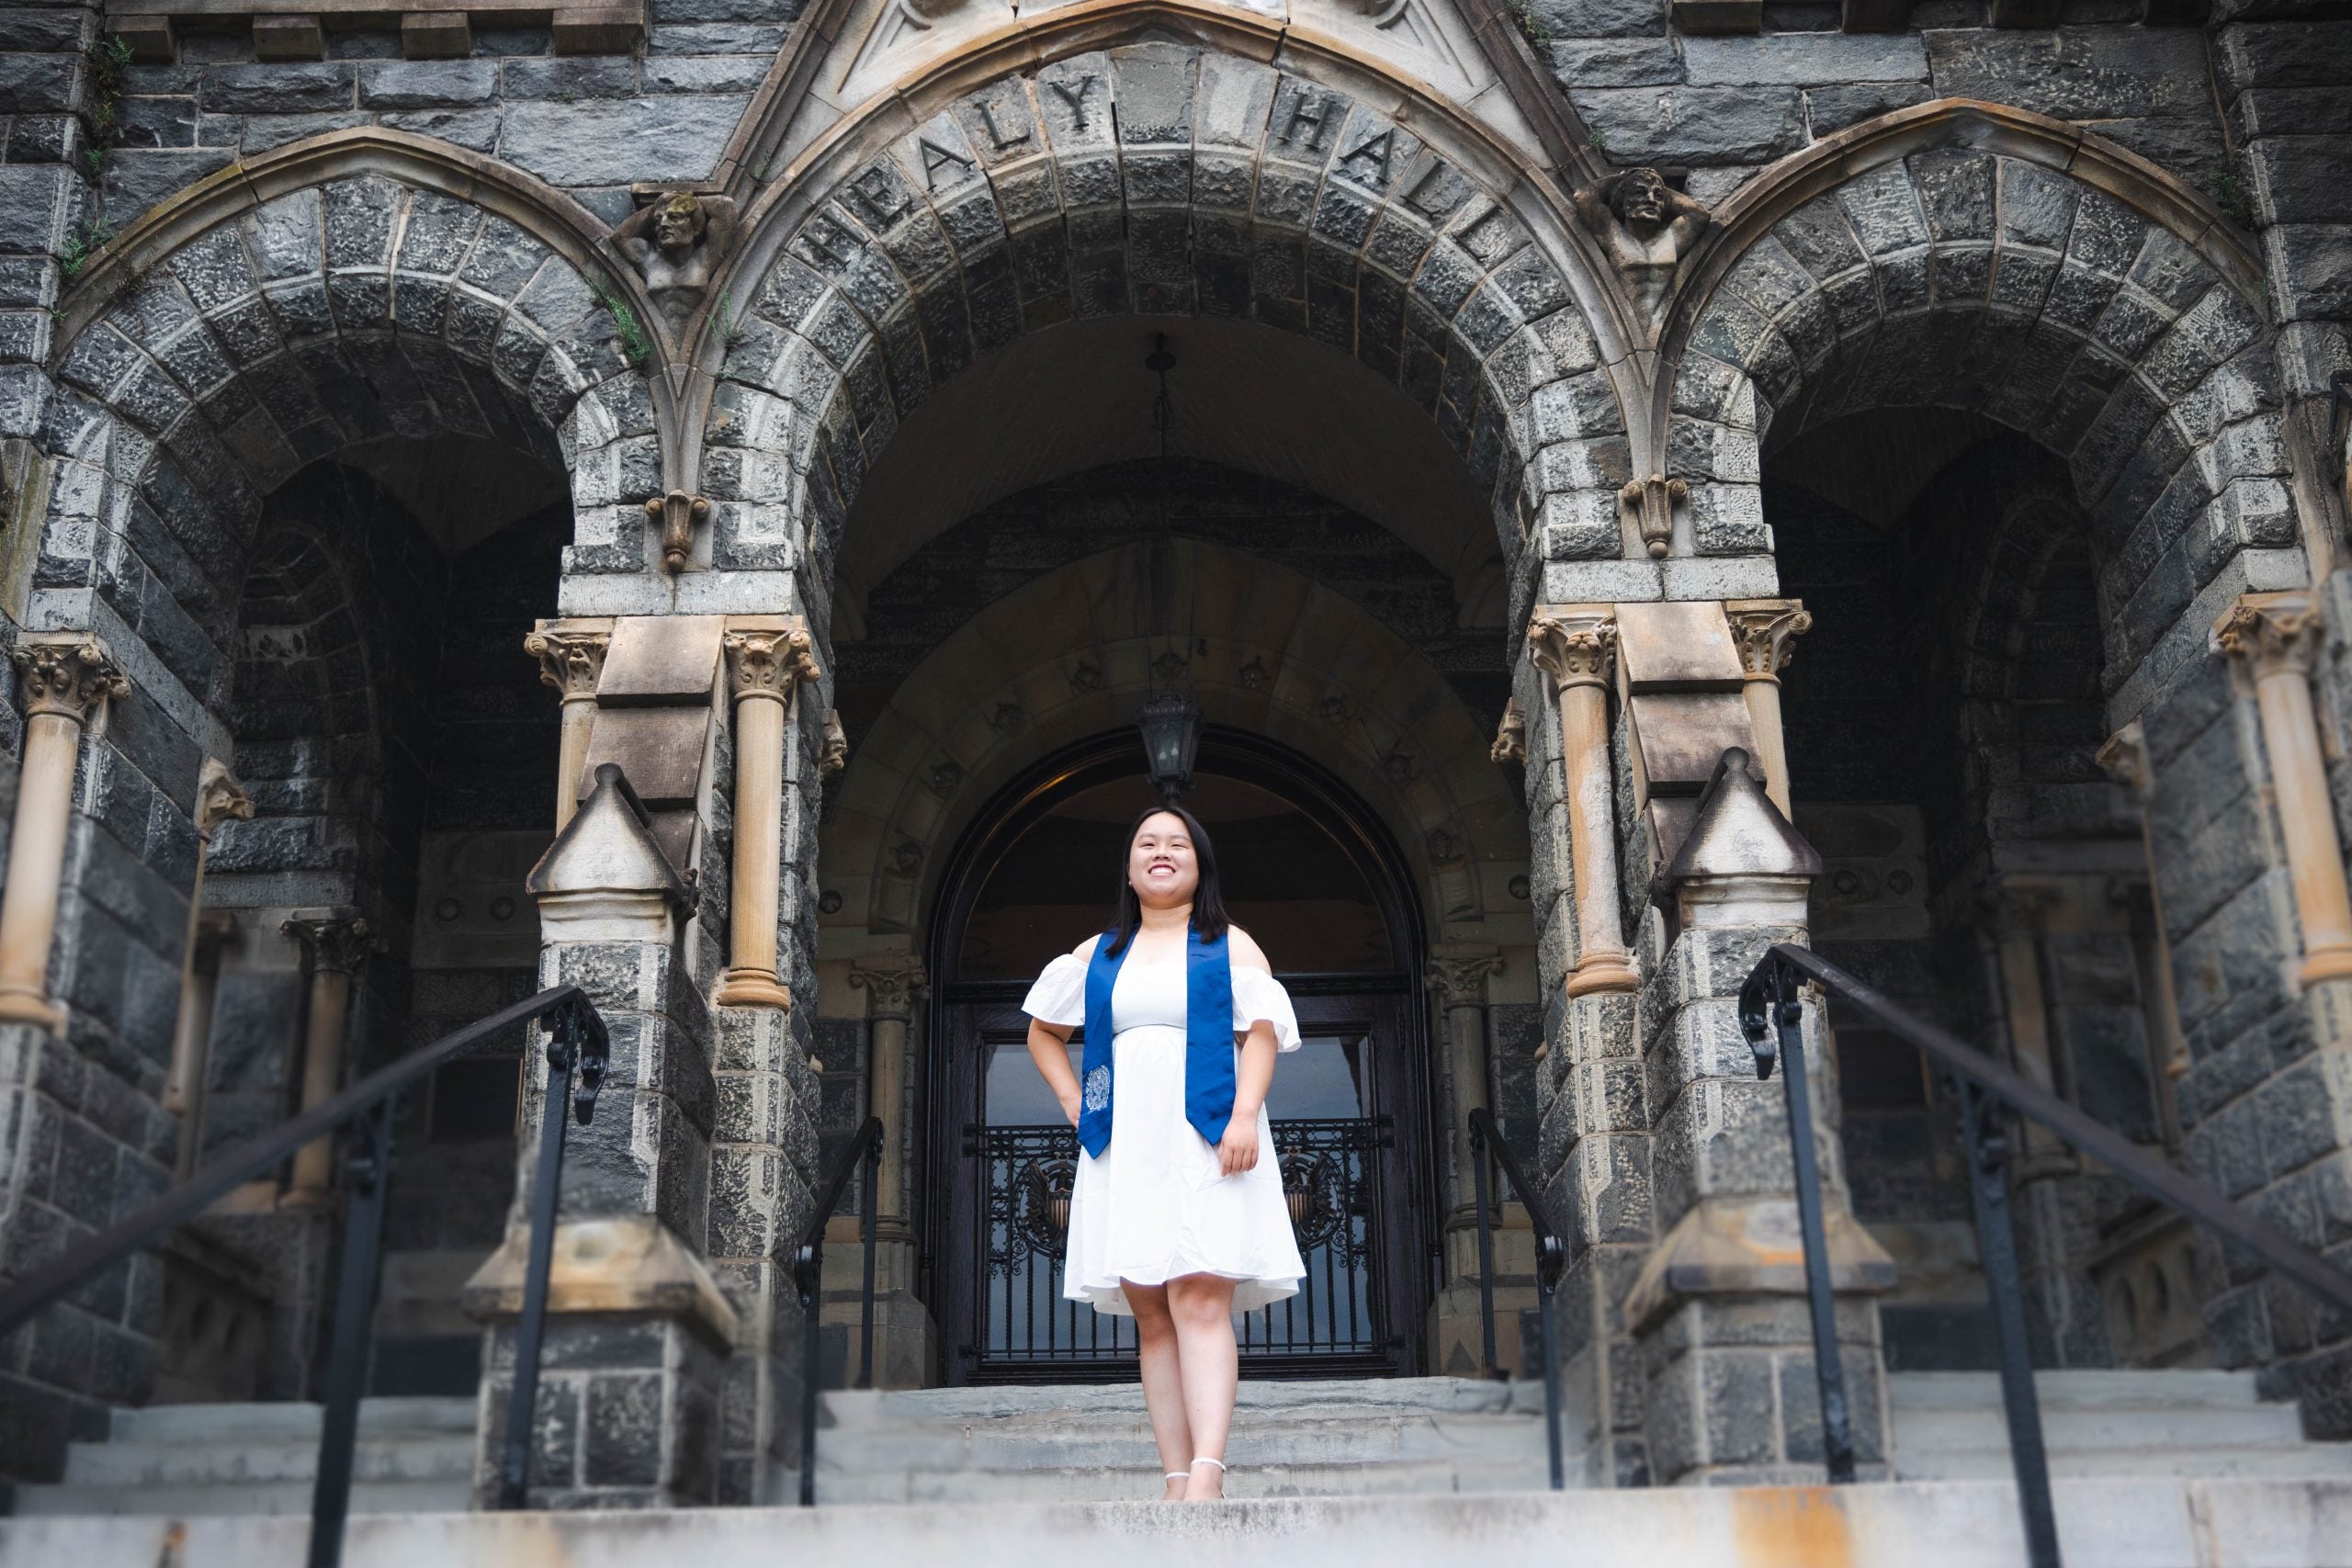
[724,626,821,708]
[1975,880,2058,939]
[281,913,379,976]
[526,627,610,702]
[1726,600,1813,682]
[1526,612,1617,693]
[1489,699,1526,766]
[820,708,848,778]
[195,758,254,838]
[1426,953,1502,1010]
[2214,591,2323,681]
[2096,721,2152,798]
[849,959,927,1020]
[12,637,128,725]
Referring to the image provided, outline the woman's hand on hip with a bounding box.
[1216,1113,1261,1177]
[1058,1088,1081,1126]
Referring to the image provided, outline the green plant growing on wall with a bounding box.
[1502,0,1553,53]
[59,217,117,282]
[2212,170,2256,231]
[592,276,652,369]
[80,36,133,176]
[711,286,737,349]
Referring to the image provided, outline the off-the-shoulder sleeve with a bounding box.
[1233,969,1302,1053]
[1022,953,1088,1027]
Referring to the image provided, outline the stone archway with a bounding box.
[698,33,1642,629]
[1661,101,2280,725]
[822,536,1526,942]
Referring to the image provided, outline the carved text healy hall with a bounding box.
[0,0,2348,1551]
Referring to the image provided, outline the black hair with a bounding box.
[1103,802,1229,955]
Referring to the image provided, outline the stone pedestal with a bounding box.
[469,765,728,1506]
[1630,751,1893,1485]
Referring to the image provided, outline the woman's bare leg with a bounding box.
[1166,1273,1239,1500]
[1123,1280,1192,1499]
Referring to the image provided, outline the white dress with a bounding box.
[1021,941,1308,1315]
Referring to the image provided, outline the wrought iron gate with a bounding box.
[968,1116,1396,1371]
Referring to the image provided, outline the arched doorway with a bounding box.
[924,728,1434,1383]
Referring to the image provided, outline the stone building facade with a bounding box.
[0,0,2344,1506]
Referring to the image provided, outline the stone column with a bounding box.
[845,957,935,1387]
[526,625,610,831]
[716,626,820,1010]
[164,760,253,1179]
[1430,953,1505,1223]
[0,638,127,1029]
[467,763,729,1507]
[2214,592,2352,987]
[1526,610,1639,997]
[1978,884,2073,1179]
[2097,722,2192,1109]
[278,913,379,1210]
[1725,601,1811,818]
[1627,751,1892,1485]
[1424,950,1518,1376]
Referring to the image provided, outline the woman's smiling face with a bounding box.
[1128,810,1200,906]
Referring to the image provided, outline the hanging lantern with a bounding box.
[1136,689,1202,803]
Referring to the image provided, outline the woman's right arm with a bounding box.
[1023,935,1098,1126]
[1027,1019,1081,1126]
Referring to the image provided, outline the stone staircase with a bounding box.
[8,1397,475,1517]
[802,1376,1556,1504]
[1887,1369,2352,1482]
[11,1370,2352,1519]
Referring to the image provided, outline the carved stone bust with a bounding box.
[612,190,741,333]
[1574,167,1713,325]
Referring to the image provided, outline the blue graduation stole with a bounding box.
[1077,922,1236,1159]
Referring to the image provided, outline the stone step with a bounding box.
[8,1479,472,1518]
[12,1478,2352,1565]
[818,1459,1539,1505]
[812,1413,1548,1474]
[1886,1370,2267,1411]
[57,1434,474,1489]
[818,1376,1528,1428]
[1894,1445,2352,1482]
[1891,1402,2306,1453]
[103,1398,476,1443]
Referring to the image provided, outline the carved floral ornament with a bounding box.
[195,758,255,838]
[645,491,713,575]
[282,914,381,976]
[821,709,849,777]
[1618,474,1688,559]
[1489,700,1525,765]
[11,638,129,724]
[725,626,823,705]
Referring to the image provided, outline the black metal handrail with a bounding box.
[1466,1107,1567,1490]
[0,984,608,1567]
[791,1114,883,1506]
[1741,942,2352,1568]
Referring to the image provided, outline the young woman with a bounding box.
[1019,803,1306,1502]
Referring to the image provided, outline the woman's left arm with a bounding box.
[1217,1021,1280,1176]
